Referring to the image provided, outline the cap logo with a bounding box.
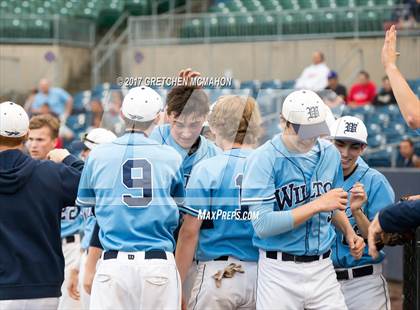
[306,106,320,121]
[344,121,358,134]
[127,113,144,121]
[5,130,20,136]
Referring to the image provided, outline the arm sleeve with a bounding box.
[332,151,344,188]
[59,88,71,102]
[89,222,103,249]
[76,156,96,208]
[241,149,276,208]
[180,164,211,217]
[366,175,395,221]
[379,200,420,233]
[250,204,294,238]
[59,155,84,207]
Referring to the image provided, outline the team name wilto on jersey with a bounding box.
[197,209,259,221]
[275,181,332,210]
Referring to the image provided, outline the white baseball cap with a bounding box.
[329,116,368,144]
[282,90,330,139]
[121,86,163,122]
[0,101,29,138]
[83,128,117,150]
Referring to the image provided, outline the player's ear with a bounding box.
[361,144,367,152]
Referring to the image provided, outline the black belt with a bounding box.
[213,256,244,261]
[266,250,331,263]
[336,265,374,280]
[103,250,167,260]
[62,235,76,243]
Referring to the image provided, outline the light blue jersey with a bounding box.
[150,124,221,184]
[80,208,96,250]
[242,135,344,256]
[61,206,83,238]
[76,132,185,252]
[332,157,395,268]
[181,149,259,262]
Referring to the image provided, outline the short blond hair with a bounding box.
[29,114,60,139]
[209,95,262,145]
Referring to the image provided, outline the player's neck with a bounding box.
[343,163,358,177]
[217,139,253,151]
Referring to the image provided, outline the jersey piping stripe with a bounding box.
[192,264,206,310]
[241,195,276,203]
[75,197,95,207]
[179,205,199,215]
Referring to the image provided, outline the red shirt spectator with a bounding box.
[348,71,376,107]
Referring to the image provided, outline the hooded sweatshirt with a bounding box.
[0,149,83,300]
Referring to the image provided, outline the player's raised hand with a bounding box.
[181,295,187,310]
[350,182,367,211]
[347,234,365,260]
[381,25,398,71]
[47,148,70,163]
[67,268,80,300]
[316,188,348,212]
[178,68,201,87]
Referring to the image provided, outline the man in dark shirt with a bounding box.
[373,76,397,106]
[325,71,347,101]
[396,138,420,167]
[0,101,83,309]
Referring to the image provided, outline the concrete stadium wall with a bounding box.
[122,36,420,87]
[0,45,90,94]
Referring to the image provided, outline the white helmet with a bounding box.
[83,128,117,150]
[0,101,29,138]
[282,90,330,139]
[121,86,163,122]
[329,116,368,145]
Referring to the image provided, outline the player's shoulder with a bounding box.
[192,153,225,174]
[357,157,390,186]
[319,138,341,158]
[149,124,169,143]
[200,137,222,155]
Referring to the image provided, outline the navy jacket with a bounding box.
[0,149,83,300]
[379,199,420,233]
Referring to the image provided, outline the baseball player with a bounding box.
[329,116,395,310]
[27,114,83,310]
[76,86,185,309]
[176,95,262,310]
[241,90,365,309]
[0,102,83,310]
[66,128,117,309]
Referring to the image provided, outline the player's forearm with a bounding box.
[385,65,420,129]
[290,201,321,228]
[351,209,370,239]
[332,210,354,237]
[175,228,198,284]
[86,247,102,270]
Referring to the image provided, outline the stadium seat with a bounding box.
[366,147,393,167]
[260,79,282,89]
[367,133,385,148]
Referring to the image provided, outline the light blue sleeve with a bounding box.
[181,164,211,217]
[332,152,344,189]
[76,156,95,208]
[149,126,163,143]
[250,204,294,238]
[365,174,395,221]
[416,129,420,136]
[57,88,70,102]
[241,147,276,207]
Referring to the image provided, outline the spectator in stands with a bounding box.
[31,78,73,122]
[397,138,420,167]
[347,71,376,108]
[89,99,104,129]
[372,76,397,106]
[325,71,347,101]
[294,51,330,91]
[101,91,125,136]
[382,25,420,130]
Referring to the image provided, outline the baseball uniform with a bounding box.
[181,148,259,310]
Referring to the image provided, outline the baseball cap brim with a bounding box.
[293,121,330,139]
[331,136,367,145]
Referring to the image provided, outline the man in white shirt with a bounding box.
[295,51,330,91]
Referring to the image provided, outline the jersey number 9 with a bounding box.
[121,159,153,208]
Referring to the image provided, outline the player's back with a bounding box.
[184,148,258,261]
[78,133,184,252]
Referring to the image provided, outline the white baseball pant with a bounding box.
[337,264,390,310]
[0,298,58,310]
[90,250,181,310]
[257,250,347,310]
[188,257,257,310]
[58,235,82,310]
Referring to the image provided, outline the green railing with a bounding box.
[0,15,95,47]
[128,5,419,45]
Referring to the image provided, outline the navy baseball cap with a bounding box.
[328,71,338,79]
